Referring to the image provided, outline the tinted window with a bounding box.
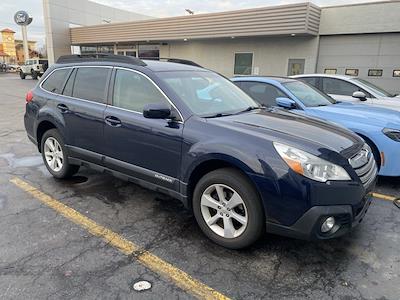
[72,67,110,103]
[113,69,168,113]
[42,69,70,94]
[300,77,319,88]
[239,82,286,107]
[322,78,362,96]
[63,69,76,96]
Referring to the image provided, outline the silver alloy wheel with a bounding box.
[200,184,248,239]
[44,137,63,172]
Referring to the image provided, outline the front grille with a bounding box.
[349,145,378,188]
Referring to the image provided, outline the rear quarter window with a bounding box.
[41,69,71,94]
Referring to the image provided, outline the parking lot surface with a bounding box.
[0,73,399,300]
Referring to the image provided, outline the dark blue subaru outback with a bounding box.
[24,54,377,249]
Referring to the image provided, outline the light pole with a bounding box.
[14,11,33,63]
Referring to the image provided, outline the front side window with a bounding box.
[72,67,110,103]
[234,53,253,75]
[283,80,334,107]
[113,69,168,113]
[159,71,259,117]
[322,78,363,96]
[42,68,70,94]
[239,82,286,107]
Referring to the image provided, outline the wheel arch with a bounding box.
[185,156,263,211]
[36,120,58,152]
[355,132,382,168]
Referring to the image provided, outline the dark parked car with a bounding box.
[24,54,377,249]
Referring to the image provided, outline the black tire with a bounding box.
[193,168,264,249]
[20,71,26,79]
[31,70,38,80]
[41,129,80,179]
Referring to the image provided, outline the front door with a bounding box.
[103,68,183,191]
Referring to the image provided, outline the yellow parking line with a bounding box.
[10,177,229,300]
[372,192,396,202]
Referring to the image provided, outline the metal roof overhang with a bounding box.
[70,2,320,45]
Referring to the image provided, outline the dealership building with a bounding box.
[43,0,400,93]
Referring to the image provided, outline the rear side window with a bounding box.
[238,81,286,107]
[42,69,70,94]
[113,69,168,113]
[72,67,111,103]
[300,77,319,88]
[63,69,76,96]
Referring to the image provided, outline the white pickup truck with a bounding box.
[19,58,48,80]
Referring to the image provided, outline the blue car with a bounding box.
[232,77,400,177]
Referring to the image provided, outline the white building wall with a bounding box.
[319,1,400,35]
[160,36,320,78]
[42,0,152,64]
[317,33,400,94]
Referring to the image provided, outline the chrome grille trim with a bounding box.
[349,144,377,188]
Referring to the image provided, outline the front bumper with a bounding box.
[265,192,373,240]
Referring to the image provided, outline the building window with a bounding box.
[287,59,305,76]
[138,44,160,59]
[234,53,253,75]
[324,68,337,75]
[393,70,400,77]
[345,69,359,76]
[368,69,383,77]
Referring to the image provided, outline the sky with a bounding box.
[0,0,386,47]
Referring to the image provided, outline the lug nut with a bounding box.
[226,214,229,217]
[218,206,221,209]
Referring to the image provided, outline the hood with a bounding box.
[307,102,400,129]
[372,97,400,112]
[207,108,363,158]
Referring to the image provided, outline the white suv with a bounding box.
[293,74,400,112]
[20,58,48,80]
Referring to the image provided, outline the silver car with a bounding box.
[293,74,400,112]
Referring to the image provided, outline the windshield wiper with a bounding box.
[235,106,262,114]
[204,112,233,118]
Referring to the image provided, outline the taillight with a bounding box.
[26,90,33,103]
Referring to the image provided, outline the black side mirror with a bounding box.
[143,103,171,119]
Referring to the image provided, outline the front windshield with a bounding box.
[352,78,395,97]
[158,71,260,117]
[283,80,335,107]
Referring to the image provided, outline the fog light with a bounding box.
[321,217,335,233]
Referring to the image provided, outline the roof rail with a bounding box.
[56,53,147,66]
[145,57,202,67]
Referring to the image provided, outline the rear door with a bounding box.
[58,66,112,164]
[103,68,183,191]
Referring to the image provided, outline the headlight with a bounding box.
[273,142,351,182]
[382,128,400,142]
